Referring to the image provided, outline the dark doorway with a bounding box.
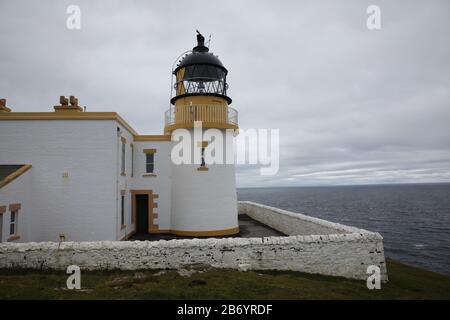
[136,194,149,234]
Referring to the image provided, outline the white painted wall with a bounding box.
[116,123,135,239]
[170,129,238,232]
[0,120,119,241]
[132,141,173,230]
[0,118,240,239]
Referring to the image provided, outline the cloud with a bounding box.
[1,0,449,186]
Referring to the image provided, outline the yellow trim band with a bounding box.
[143,148,157,154]
[0,112,139,136]
[134,135,171,141]
[122,227,240,238]
[170,226,239,237]
[165,122,238,133]
[197,141,209,148]
[7,235,21,242]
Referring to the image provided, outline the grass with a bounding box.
[0,259,449,299]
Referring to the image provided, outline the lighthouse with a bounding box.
[165,31,240,236]
[0,31,240,242]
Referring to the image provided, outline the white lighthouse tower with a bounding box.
[166,32,240,236]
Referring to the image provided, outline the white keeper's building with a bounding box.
[0,33,240,242]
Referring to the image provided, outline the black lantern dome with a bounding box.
[171,31,231,105]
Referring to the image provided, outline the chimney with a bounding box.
[54,95,83,112]
[0,98,12,112]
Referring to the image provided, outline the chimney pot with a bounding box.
[69,96,78,106]
[60,96,69,105]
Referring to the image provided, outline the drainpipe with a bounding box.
[115,127,121,240]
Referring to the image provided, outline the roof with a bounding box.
[174,31,227,74]
[0,112,139,136]
[0,164,32,189]
[175,52,227,74]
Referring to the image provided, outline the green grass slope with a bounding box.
[0,259,449,300]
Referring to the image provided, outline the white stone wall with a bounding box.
[0,232,387,281]
[238,201,368,235]
[0,201,388,281]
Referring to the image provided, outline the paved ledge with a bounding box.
[130,214,284,241]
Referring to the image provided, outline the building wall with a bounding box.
[0,120,119,241]
[170,129,238,232]
[132,141,173,231]
[0,118,239,239]
[116,123,135,239]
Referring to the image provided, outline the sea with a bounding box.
[237,183,450,276]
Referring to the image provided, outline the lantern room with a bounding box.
[165,31,238,133]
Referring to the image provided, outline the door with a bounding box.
[136,194,149,234]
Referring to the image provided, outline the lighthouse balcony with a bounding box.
[164,104,238,132]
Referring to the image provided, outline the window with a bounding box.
[10,210,17,235]
[146,153,154,173]
[121,139,126,175]
[0,205,5,242]
[200,147,206,167]
[121,195,125,226]
[143,149,156,175]
[0,214,3,243]
[130,144,134,177]
[197,141,209,171]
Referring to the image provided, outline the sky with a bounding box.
[1,0,449,187]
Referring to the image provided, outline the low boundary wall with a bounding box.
[0,201,387,281]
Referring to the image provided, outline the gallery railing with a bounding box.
[165,104,238,128]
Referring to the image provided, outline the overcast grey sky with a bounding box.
[1,0,449,187]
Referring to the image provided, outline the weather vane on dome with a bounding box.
[196,30,205,46]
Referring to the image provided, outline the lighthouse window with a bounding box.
[201,147,206,167]
[177,65,228,96]
[146,153,154,173]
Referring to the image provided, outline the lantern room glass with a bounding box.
[175,65,228,96]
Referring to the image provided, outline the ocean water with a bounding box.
[237,184,450,276]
